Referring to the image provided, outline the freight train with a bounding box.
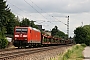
[13,26,72,48]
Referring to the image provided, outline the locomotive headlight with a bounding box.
[23,35,27,37]
[15,38,17,40]
[15,35,19,37]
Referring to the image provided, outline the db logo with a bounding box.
[20,34,22,37]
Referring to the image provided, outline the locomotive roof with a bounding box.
[15,26,40,32]
[32,27,40,32]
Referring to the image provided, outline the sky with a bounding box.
[5,0,90,37]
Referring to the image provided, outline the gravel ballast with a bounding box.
[8,46,71,60]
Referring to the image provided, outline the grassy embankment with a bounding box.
[51,44,86,60]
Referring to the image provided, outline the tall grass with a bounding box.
[62,44,86,60]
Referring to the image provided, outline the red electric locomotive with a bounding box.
[13,26,41,48]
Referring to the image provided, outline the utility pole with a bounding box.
[81,22,83,27]
[67,16,69,39]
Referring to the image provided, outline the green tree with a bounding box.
[74,26,90,45]
[14,16,20,26]
[57,31,66,38]
[0,0,16,36]
[20,18,30,26]
[6,12,16,35]
[83,25,90,45]
[51,26,58,36]
[0,0,8,37]
[74,27,87,44]
[83,25,90,35]
[20,18,38,29]
[51,26,66,38]
[0,0,11,49]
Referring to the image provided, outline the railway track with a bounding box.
[0,45,72,60]
[0,48,16,52]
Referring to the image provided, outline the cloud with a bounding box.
[6,0,90,13]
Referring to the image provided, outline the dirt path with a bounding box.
[83,46,90,60]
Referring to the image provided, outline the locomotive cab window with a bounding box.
[16,28,21,33]
[22,28,27,33]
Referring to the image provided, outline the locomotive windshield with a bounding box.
[22,28,27,32]
[16,28,27,33]
[16,28,21,32]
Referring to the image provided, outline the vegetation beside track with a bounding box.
[51,44,86,60]
[0,37,8,49]
[74,25,90,46]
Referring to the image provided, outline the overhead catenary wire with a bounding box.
[7,0,65,29]
[7,1,38,20]
[7,0,60,25]
[8,2,53,25]
[24,0,55,25]
[29,0,67,25]
[24,0,48,20]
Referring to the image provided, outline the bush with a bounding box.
[63,50,72,60]
[75,45,79,49]
[0,37,8,49]
[81,43,87,47]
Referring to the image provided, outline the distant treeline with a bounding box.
[74,25,90,46]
